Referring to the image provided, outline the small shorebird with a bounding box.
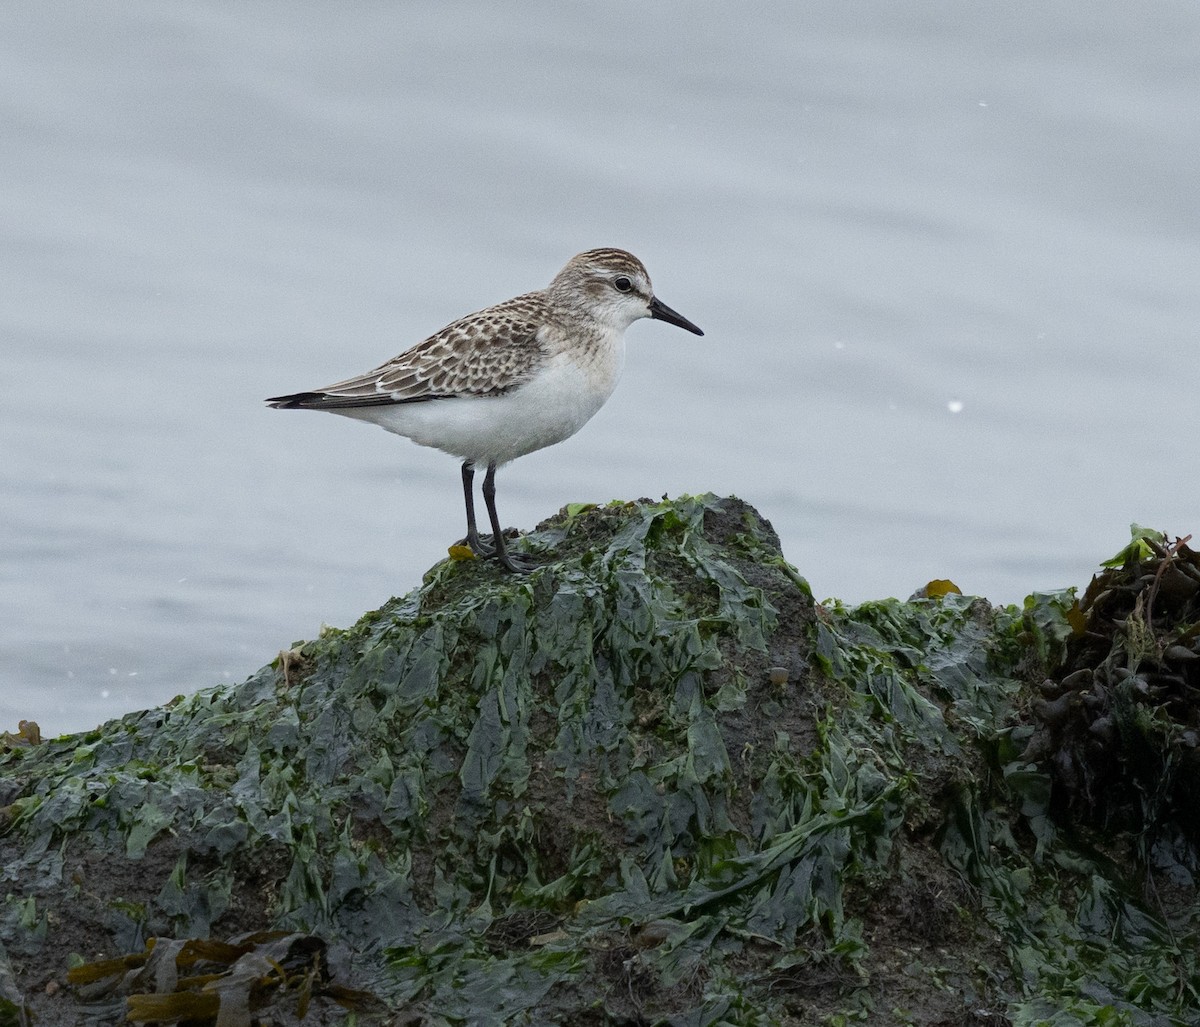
[266,248,703,572]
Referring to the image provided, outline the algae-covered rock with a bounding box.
[1,497,1197,1025]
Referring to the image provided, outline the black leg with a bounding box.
[461,461,494,557]
[481,461,534,573]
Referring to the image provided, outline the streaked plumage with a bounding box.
[273,293,547,409]
[267,248,702,572]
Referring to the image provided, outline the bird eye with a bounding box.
[613,276,632,293]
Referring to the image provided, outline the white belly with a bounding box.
[335,347,624,465]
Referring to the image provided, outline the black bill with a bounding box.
[649,296,704,336]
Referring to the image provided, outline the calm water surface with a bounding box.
[2,1,1197,734]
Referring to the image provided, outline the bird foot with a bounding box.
[494,549,538,574]
[464,533,497,559]
[462,531,537,573]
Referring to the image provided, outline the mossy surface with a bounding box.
[1,497,1196,1025]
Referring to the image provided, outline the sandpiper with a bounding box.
[267,248,703,572]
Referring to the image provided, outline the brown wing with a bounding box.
[267,292,549,409]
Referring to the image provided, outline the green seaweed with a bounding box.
[2,497,1197,1024]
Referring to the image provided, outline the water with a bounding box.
[3,1,1197,735]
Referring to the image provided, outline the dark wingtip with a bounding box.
[265,392,322,409]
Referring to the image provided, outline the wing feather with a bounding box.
[267,292,548,410]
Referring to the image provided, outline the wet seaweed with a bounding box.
[1025,529,1200,862]
[65,930,379,1024]
[1,498,1197,1024]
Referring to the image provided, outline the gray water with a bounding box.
[3,1,1197,735]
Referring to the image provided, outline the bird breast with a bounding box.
[337,326,626,465]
